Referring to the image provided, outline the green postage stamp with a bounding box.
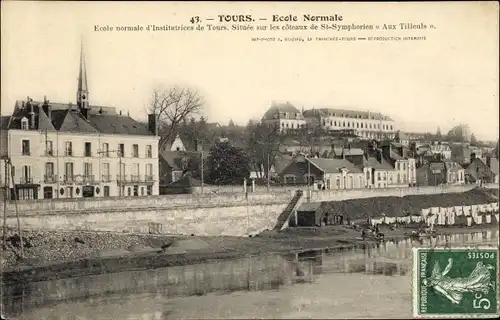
[413,247,499,318]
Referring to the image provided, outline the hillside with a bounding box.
[318,187,498,220]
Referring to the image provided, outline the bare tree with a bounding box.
[148,86,204,149]
[245,122,286,178]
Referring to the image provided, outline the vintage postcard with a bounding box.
[1,1,499,319]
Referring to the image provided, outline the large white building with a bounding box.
[302,108,397,139]
[261,101,307,132]
[0,43,159,200]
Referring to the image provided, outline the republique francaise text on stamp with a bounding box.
[413,247,499,318]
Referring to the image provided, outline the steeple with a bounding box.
[77,37,89,111]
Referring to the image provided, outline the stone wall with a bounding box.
[2,184,497,237]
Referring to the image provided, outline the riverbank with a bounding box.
[2,223,498,285]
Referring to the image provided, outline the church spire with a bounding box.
[77,37,89,110]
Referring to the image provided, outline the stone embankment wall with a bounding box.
[3,184,498,237]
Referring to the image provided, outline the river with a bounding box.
[3,230,498,319]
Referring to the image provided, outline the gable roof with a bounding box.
[262,102,303,121]
[160,150,207,171]
[308,158,362,174]
[480,157,499,175]
[365,156,395,170]
[5,99,154,136]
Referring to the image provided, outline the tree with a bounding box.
[245,121,286,178]
[470,133,478,146]
[228,119,235,127]
[147,86,204,149]
[207,141,250,185]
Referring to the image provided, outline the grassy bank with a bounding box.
[316,187,498,219]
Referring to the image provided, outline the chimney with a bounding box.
[470,152,476,163]
[486,156,491,168]
[42,98,51,119]
[28,99,35,129]
[148,114,157,136]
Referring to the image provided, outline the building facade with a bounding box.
[416,160,465,186]
[0,43,159,200]
[261,101,306,132]
[302,108,397,140]
[278,154,365,190]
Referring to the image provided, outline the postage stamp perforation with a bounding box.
[412,245,500,319]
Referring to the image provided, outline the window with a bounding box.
[284,175,296,184]
[102,163,110,182]
[66,186,74,198]
[104,186,110,197]
[120,163,126,178]
[21,118,29,130]
[102,143,109,157]
[146,185,152,196]
[132,144,139,157]
[336,178,340,188]
[65,141,73,156]
[65,162,74,181]
[146,145,152,158]
[127,187,131,196]
[132,163,140,181]
[84,142,92,157]
[43,186,53,199]
[22,140,30,155]
[377,172,381,181]
[45,162,55,182]
[21,165,32,183]
[118,143,125,157]
[133,185,139,196]
[146,163,153,180]
[84,163,93,181]
[46,140,53,156]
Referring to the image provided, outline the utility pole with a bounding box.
[267,152,270,192]
[6,158,23,258]
[2,158,8,249]
[198,139,204,194]
[307,154,311,202]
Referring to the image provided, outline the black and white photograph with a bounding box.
[1,1,499,319]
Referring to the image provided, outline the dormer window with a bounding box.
[21,117,29,130]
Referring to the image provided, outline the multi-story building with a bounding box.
[278,154,365,190]
[0,43,159,199]
[463,155,499,184]
[302,108,396,139]
[429,141,452,159]
[416,159,465,186]
[261,101,306,132]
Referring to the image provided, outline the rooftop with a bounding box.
[4,99,154,136]
[302,108,394,121]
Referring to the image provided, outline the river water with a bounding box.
[3,230,498,320]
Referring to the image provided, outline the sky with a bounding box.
[1,1,499,141]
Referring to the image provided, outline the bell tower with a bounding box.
[77,38,89,111]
